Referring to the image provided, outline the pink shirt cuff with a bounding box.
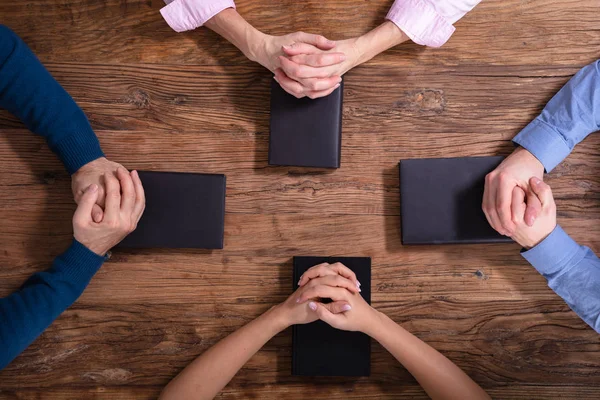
[160,0,236,32]
[386,0,456,48]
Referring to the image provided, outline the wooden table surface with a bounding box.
[1,0,600,398]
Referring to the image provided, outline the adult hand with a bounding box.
[482,147,545,236]
[276,38,361,99]
[204,9,345,99]
[510,178,557,249]
[276,19,409,100]
[273,274,357,328]
[73,168,145,256]
[72,157,126,223]
[296,262,376,333]
[302,282,377,334]
[275,39,361,98]
[252,32,345,99]
[297,262,361,290]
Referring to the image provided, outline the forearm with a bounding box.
[0,25,103,174]
[160,306,287,400]
[521,225,600,333]
[512,59,600,172]
[550,248,600,333]
[0,240,104,369]
[367,311,489,400]
[204,8,265,63]
[353,21,409,65]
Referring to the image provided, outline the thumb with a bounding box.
[74,184,99,223]
[511,186,526,225]
[529,177,554,206]
[310,302,344,329]
[524,188,542,226]
[323,301,352,314]
[295,32,335,50]
[92,204,104,223]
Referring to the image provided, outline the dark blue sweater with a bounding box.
[0,25,106,369]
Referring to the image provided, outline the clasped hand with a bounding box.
[272,262,379,334]
[483,147,557,249]
[72,160,146,255]
[253,32,360,99]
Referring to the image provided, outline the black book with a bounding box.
[118,171,226,249]
[400,156,512,244]
[292,256,371,377]
[269,78,344,168]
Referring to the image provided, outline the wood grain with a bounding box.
[1,0,600,398]
[0,0,598,67]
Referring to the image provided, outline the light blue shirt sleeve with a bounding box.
[521,226,600,333]
[513,60,600,172]
[513,59,600,333]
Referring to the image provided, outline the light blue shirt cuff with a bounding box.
[512,118,572,173]
[521,225,586,278]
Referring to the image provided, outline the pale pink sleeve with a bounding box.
[386,0,481,47]
[160,0,236,32]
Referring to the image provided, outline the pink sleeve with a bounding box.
[160,0,236,32]
[386,0,481,47]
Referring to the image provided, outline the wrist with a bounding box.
[246,31,270,66]
[205,8,266,66]
[361,307,386,338]
[77,156,107,174]
[74,238,107,257]
[514,146,544,173]
[352,35,371,66]
[74,235,108,257]
[266,304,291,332]
[355,21,409,64]
[523,223,557,250]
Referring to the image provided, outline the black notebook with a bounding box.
[400,156,512,245]
[292,256,371,377]
[269,78,344,168]
[118,171,226,249]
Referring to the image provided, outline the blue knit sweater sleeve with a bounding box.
[0,240,105,369]
[0,26,107,369]
[0,25,104,174]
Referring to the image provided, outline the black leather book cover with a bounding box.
[292,256,371,377]
[118,171,226,249]
[400,156,512,244]
[269,78,343,168]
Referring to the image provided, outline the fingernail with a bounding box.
[309,302,317,311]
[296,298,302,303]
[532,177,542,185]
[334,83,340,89]
[297,280,301,286]
[339,54,346,61]
[90,184,98,192]
[342,304,352,311]
[327,39,335,45]
[356,280,361,287]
